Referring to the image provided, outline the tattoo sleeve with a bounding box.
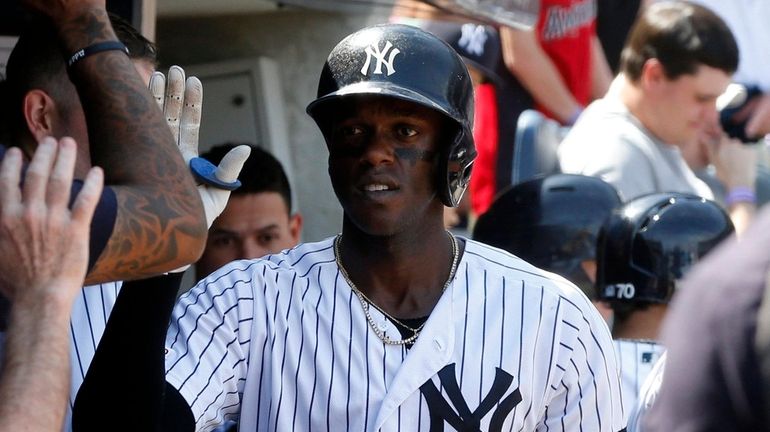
[54,8,207,283]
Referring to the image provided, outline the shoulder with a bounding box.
[462,238,598,315]
[560,100,654,168]
[220,236,336,281]
[186,237,338,298]
[261,237,337,277]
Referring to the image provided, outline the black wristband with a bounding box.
[67,41,129,68]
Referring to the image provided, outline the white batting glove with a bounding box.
[149,66,251,227]
[151,66,251,273]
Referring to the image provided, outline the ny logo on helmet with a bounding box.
[361,40,401,76]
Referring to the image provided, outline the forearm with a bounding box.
[52,9,206,282]
[0,293,75,431]
[73,273,194,431]
[500,27,582,124]
[590,36,612,100]
[729,202,756,237]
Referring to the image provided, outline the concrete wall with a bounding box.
[156,9,390,241]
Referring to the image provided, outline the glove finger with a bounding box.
[164,66,186,145]
[178,76,203,162]
[215,145,252,183]
[149,71,166,111]
[200,186,231,227]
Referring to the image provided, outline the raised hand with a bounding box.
[150,66,251,228]
[0,137,103,301]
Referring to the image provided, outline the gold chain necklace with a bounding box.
[334,231,460,345]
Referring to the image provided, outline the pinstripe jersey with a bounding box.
[613,339,664,423]
[164,237,625,431]
[626,352,666,432]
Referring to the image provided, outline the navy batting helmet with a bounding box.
[473,174,621,291]
[596,193,733,304]
[306,23,476,207]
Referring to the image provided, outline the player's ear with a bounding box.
[23,89,58,143]
[289,213,303,245]
[640,58,667,91]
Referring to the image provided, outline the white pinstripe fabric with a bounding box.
[613,339,665,425]
[164,237,625,431]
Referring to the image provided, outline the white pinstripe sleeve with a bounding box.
[539,288,626,432]
[164,261,260,431]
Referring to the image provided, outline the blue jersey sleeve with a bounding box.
[69,180,117,272]
[1,143,118,272]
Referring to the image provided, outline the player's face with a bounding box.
[327,96,447,236]
[196,192,302,279]
[649,65,731,145]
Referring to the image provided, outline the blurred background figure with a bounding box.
[392,0,611,221]
[196,143,302,280]
[473,173,621,322]
[559,2,758,235]
[495,0,612,192]
[642,206,770,431]
[687,0,770,142]
[595,0,654,74]
[595,192,733,423]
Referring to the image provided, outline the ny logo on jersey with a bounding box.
[458,24,488,57]
[360,40,401,76]
[420,363,521,431]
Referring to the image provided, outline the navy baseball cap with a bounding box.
[423,20,503,85]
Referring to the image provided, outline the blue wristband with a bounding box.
[67,41,129,68]
[725,186,756,206]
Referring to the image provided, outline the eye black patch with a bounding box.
[395,148,436,162]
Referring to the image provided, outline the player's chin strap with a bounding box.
[754,267,770,415]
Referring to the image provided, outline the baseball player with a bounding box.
[0,4,250,431]
[0,0,206,423]
[74,24,625,432]
[595,192,733,420]
[473,173,621,304]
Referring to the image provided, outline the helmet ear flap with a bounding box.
[440,129,476,207]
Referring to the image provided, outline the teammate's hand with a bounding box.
[706,132,758,191]
[745,94,770,139]
[0,137,103,301]
[150,66,251,228]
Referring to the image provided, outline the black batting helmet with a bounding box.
[306,23,476,207]
[473,174,621,292]
[596,193,733,304]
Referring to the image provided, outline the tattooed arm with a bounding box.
[24,0,207,283]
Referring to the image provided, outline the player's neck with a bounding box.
[612,304,668,341]
[337,223,461,319]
